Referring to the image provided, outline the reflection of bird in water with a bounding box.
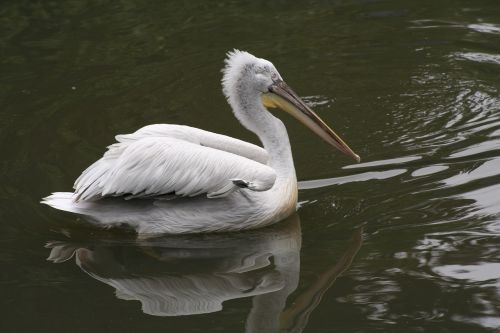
[47,210,363,332]
[42,50,359,234]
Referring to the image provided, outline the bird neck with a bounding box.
[230,94,296,179]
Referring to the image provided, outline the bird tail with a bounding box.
[41,192,95,215]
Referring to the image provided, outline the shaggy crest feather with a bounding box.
[221,49,259,100]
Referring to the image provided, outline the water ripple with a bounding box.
[443,157,500,186]
[447,139,500,158]
[467,23,500,35]
[343,156,421,170]
[458,183,500,217]
[298,169,407,190]
[411,165,449,177]
[303,95,333,108]
[454,52,500,66]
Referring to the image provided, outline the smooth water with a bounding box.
[1,0,500,332]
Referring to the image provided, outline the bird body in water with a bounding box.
[42,50,359,234]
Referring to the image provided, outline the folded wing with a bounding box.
[73,125,276,201]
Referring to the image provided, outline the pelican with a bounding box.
[43,50,359,234]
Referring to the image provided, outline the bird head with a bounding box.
[222,50,360,163]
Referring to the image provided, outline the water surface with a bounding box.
[1,0,500,332]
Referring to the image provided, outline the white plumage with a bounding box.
[73,125,276,201]
[42,50,359,234]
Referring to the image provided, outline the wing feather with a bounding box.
[74,136,276,201]
[115,124,269,164]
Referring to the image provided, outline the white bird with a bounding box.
[42,50,360,234]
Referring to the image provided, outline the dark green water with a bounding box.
[1,0,500,332]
